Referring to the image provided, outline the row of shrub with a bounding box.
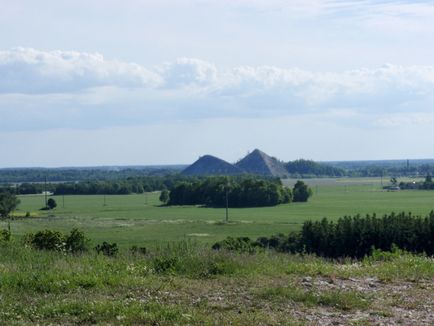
[213,211,434,258]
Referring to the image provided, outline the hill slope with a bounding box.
[182,155,243,176]
[235,149,288,177]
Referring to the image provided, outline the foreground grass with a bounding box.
[0,241,433,325]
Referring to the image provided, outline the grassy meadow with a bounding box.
[4,177,434,247]
[1,177,433,325]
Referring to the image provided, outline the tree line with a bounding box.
[213,211,434,258]
[0,167,183,183]
[165,176,311,207]
[0,175,189,196]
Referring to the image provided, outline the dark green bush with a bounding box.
[25,229,88,253]
[95,242,118,256]
[130,245,147,255]
[65,229,89,253]
[0,229,11,242]
[211,236,259,253]
[30,230,65,251]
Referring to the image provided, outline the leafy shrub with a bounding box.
[152,256,178,274]
[212,237,259,253]
[0,228,11,242]
[47,198,57,209]
[95,242,118,256]
[65,229,89,253]
[24,229,88,253]
[292,180,312,202]
[30,230,65,251]
[130,245,147,255]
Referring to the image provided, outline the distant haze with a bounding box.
[1,1,434,167]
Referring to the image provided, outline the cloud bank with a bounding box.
[1,48,434,131]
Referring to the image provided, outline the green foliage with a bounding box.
[47,198,57,209]
[151,251,238,278]
[211,236,259,253]
[0,228,11,242]
[95,242,118,256]
[0,191,20,219]
[216,211,434,259]
[29,230,66,251]
[26,229,89,253]
[159,189,169,204]
[292,180,312,202]
[300,211,434,258]
[168,176,291,207]
[285,159,345,177]
[4,174,191,196]
[65,229,89,253]
[130,245,147,255]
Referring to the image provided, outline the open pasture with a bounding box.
[4,177,433,247]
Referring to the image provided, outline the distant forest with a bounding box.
[1,158,434,185]
[0,175,188,195]
[0,166,185,183]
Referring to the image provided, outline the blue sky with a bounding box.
[1,0,434,167]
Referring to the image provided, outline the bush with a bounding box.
[30,230,65,251]
[152,256,178,274]
[65,229,89,253]
[24,229,88,253]
[0,229,11,242]
[292,180,312,202]
[95,242,118,256]
[211,237,259,253]
[130,245,147,255]
[47,198,57,209]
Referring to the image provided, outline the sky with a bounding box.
[1,0,434,167]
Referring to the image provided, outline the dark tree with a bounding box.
[0,191,20,219]
[292,180,312,202]
[47,198,57,210]
[159,189,169,204]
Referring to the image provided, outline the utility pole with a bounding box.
[44,176,48,209]
[225,185,229,223]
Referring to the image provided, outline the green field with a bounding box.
[3,177,434,247]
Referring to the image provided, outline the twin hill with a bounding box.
[182,149,288,177]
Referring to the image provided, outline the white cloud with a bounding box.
[0,48,162,93]
[1,48,434,132]
[158,57,218,89]
[373,113,434,128]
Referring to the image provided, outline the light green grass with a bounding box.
[3,177,434,247]
[0,242,432,325]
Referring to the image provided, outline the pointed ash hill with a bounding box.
[235,149,288,177]
[182,155,244,176]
